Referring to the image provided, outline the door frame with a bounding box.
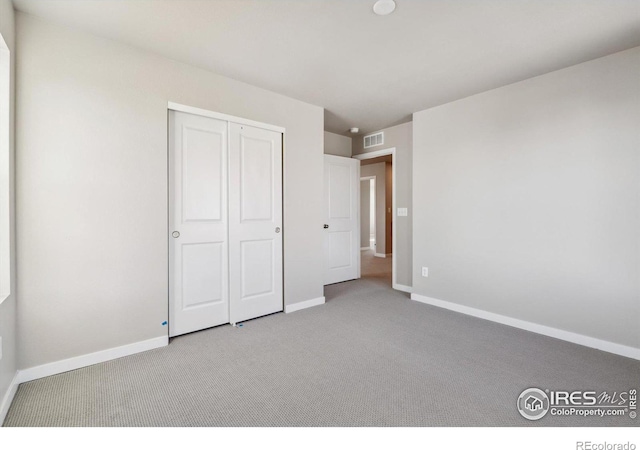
[352,147,405,292]
[167,102,286,334]
[168,102,285,134]
[360,175,376,251]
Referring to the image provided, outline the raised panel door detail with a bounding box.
[329,163,352,219]
[181,242,224,309]
[328,231,352,270]
[182,126,224,222]
[240,239,274,299]
[240,136,273,222]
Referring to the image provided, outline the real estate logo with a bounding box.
[517,388,550,420]
[517,387,637,421]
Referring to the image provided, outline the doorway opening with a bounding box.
[355,149,394,286]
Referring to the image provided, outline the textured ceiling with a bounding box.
[13,0,640,135]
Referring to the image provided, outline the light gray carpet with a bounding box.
[4,250,639,426]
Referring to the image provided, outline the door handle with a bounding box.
[275,227,281,233]
[172,231,180,238]
[324,224,329,229]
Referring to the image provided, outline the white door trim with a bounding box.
[353,148,401,291]
[353,147,395,160]
[168,102,286,134]
[360,175,376,251]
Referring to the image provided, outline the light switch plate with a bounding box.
[397,207,408,217]
[422,267,429,277]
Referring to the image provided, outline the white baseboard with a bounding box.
[285,296,325,313]
[411,293,640,360]
[374,253,392,258]
[393,283,412,294]
[18,336,169,384]
[360,247,369,251]
[0,372,20,426]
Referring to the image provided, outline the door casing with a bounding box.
[353,147,408,293]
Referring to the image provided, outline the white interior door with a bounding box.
[169,111,229,337]
[229,123,283,323]
[324,155,360,285]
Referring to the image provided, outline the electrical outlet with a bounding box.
[422,267,429,277]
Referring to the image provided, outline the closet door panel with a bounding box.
[169,111,229,337]
[229,123,283,323]
[240,137,274,221]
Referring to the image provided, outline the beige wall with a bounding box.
[16,14,325,369]
[360,163,386,256]
[353,122,412,287]
[413,47,640,349]
[0,0,16,420]
[324,131,351,157]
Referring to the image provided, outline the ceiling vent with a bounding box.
[363,132,384,149]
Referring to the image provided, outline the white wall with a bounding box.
[0,0,16,424]
[413,47,640,350]
[324,131,351,157]
[16,14,325,370]
[353,123,412,286]
[360,163,386,256]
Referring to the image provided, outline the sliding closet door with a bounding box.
[228,123,283,323]
[169,111,229,337]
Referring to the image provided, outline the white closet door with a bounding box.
[323,155,360,285]
[229,123,283,323]
[169,111,229,337]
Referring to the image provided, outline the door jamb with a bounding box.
[360,175,376,251]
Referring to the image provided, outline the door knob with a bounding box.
[324,224,329,229]
[172,231,180,238]
[275,227,281,233]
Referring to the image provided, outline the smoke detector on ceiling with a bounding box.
[373,0,396,16]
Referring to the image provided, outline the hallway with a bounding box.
[360,249,392,284]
